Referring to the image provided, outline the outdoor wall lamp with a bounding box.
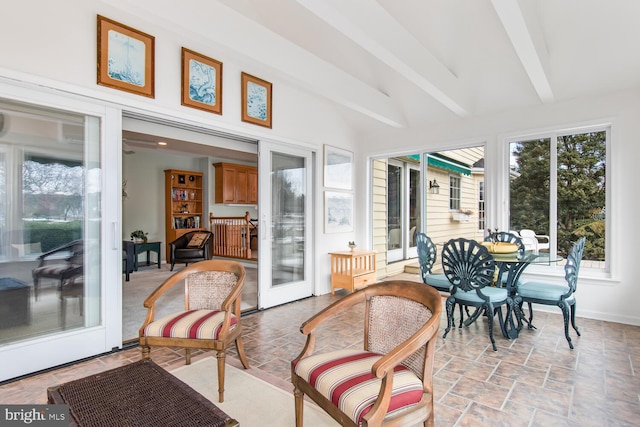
[429,179,440,194]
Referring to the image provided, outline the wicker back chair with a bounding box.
[139,260,249,402]
[291,281,442,427]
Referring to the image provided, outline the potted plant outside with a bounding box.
[452,209,474,222]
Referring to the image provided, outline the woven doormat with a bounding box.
[47,359,235,427]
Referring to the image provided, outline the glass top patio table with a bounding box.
[491,251,563,339]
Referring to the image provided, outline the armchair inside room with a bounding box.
[518,229,550,252]
[291,281,442,427]
[516,237,586,349]
[139,260,250,402]
[169,230,213,271]
[32,240,83,300]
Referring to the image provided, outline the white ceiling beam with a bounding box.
[100,0,406,128]
[491,0,554,103]
[297,0,470,117]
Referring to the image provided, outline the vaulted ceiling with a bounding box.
[110,0,640,134]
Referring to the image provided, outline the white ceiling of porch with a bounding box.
[110,0,640,134]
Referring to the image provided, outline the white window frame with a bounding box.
[478,181,485,231]
[449,175,461,211]
[504,123,611,277]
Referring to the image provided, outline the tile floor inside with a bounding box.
[1,275,639,426]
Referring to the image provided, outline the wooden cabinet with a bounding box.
[329,250,377,294]
[164,169,205,260]
[213,162,258,204]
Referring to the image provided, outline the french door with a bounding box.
[387,160,420,262]
[0,81,121,381]
[257,141,314,309]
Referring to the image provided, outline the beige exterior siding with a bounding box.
[371,160,388,276]
[372,149,486,278]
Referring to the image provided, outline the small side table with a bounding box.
[329,250,377,294]
[133,241,162,270]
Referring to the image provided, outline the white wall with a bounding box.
[122,150,204,248]
[360,89,640,325]
[0,0,359,297]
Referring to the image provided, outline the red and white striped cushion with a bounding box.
[143,310,236,340]
[294,349,424,424]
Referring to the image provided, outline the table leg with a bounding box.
[498,260,531,339]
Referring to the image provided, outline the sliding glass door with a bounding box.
[0,84,120,381]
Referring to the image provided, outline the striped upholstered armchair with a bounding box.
[291,281,442,427]
[138,260,250,403]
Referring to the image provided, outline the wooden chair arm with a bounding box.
[142,269,189,310]
[220,276,244,312]
[293,291,367,364]
[300,290,367,335]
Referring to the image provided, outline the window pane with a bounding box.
[387,163,401,250]
[509,138,551,248]
[509,131,606,268]
[409,167,420,248]
[0,99,101,345]
[449,175,461,210]
[557,131,606,262]
[478,181,485,231]
[271,152,305,286]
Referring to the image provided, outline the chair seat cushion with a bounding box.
[174,248,205,258]
[517,281,575,303]
[143,309,236,340]
[453,286,508,304]
[424,274,451,292]
[33,264,81,278]
[294,349,423,424]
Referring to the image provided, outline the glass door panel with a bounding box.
[271,152,305,286]
[258,141,313,309]
[387,162,403,262]
[0,94,111,382]
[407,166,420,258]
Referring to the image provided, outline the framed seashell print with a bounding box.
[241,72,272,128]
[181,47,223,115]
[97,15,155,98]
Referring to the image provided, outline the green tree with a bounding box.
[510,138,550,234]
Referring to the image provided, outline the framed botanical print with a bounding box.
[241,72,272,128]
[324,191,354,233]
[181,47,223,115]
[97,15,155,98]
[323,145,353,190]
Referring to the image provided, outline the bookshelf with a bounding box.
[164,169,204,261]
